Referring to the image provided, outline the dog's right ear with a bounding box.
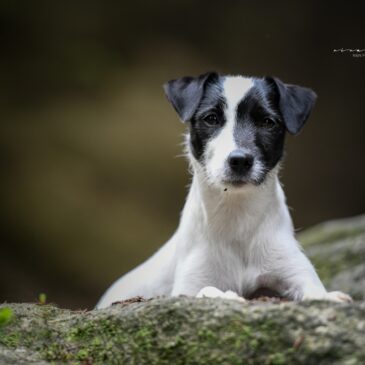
[163,72,218,122]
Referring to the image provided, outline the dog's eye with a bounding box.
[202,113,219,126]
[260,118,276,129]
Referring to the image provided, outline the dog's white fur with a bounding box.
[97,76,351,308]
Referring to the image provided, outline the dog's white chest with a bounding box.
[199,233,262,296]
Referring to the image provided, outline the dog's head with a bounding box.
[164,72,316,188]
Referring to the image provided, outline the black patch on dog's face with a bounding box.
[233,79,286,182]
[189,78,226,161]
[188,77,287,178]
[164,72,316,186]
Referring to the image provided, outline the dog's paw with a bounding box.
[223,290,246,302]
[196,286,223,298]
[196,286,245,302]
[325,291,353,303]
[303,290,353,303]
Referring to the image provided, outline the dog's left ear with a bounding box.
[266,77,317,135]
[163,72,218,122]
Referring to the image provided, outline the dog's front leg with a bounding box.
[276,245,352,302]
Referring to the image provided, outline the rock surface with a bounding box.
[299,214,365,300]
[1,214,364,364]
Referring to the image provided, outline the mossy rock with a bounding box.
[299,214,365,300]
[1,214,365,364]
[1,299,365,365]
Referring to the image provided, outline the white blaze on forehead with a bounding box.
[204,76,254,183]
[223,76,254,122]
[219,76,254,150]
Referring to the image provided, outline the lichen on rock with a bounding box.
[1,299,365,365]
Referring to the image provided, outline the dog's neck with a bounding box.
[177,162,292,246]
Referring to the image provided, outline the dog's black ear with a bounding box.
[163,72,218,122]
[266,77,317,135]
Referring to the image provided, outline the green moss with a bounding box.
[38,293,47,305]
[0,307,13,327]
[312,250,364,284]
[1,296,365,364]
[76,348,89,360]
[0,332,20,347]
[268,352,286,365]
[34,301,298,364]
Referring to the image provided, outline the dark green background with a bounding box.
[0,1,364,309]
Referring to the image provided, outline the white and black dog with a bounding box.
[97,72,352,308]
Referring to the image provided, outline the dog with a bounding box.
[97,72,352,308]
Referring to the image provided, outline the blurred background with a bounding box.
[0,1,364,309]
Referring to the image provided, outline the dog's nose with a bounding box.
[228,150,254,174]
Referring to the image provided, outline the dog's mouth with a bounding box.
[221,175,264,189]
[219,162,266,188]
[226,179,247,187]
[221,177,250,188]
